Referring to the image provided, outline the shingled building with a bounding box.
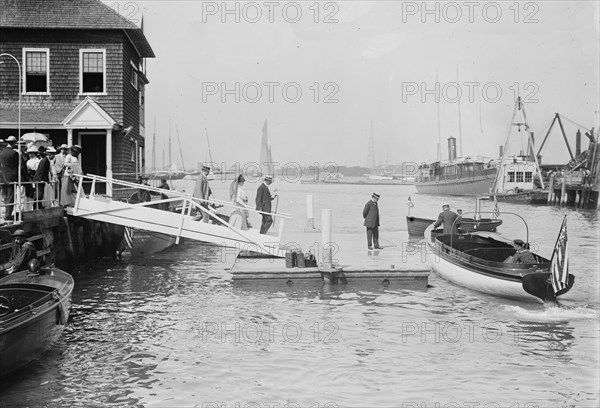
[0,0,155,195]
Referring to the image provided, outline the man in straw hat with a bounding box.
[363,192,382,250]
[193,164,213,222]
[0,136,26,222]
[3,229,37,276]
[255,174,277,234]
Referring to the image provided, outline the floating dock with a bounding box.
[231,229,430,289]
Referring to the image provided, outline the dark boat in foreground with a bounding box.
[424,215,574,303]
[0,266,74,376]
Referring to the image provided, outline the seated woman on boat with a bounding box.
[504,239,537,263]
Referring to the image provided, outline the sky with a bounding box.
[103,0,600,171]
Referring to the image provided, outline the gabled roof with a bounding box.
[62,97,117,129]
[0,0,155,58]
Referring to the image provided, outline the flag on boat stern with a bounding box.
[550,216,569,293]
[407,196,414,208]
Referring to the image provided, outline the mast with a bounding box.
[367,120,375,169]
[206,128,214,167]
[436,72,441,161]
[168,119,172,171]
[456,65,463,157]
[176,125,186,172]
[152,116,156,172]
[491,96,545,193]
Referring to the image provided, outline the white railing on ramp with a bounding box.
[66,174,289,257]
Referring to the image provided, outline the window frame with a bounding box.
[79,48,107,95]
[22,48,50,95]
[130,61,138,90]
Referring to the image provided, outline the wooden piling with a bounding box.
[547,174,555,204]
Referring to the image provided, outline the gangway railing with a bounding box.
[67,174,291,256]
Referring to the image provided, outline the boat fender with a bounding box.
[0,296,13,317]
[52,291,67,325]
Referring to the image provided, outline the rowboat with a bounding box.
[0,266,74,376]
[424,216,574,303]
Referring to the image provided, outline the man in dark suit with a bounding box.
[0,136,27,222]
[255,174,277,234]
[433,204,459,234]
[363,192,382,249]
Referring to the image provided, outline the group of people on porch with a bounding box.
[0,136,82,222]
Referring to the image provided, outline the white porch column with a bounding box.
[106,128,113,196]
[67,129,73,146]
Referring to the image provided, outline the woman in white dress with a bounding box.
[60,145,83,206]
[230,175,250,230]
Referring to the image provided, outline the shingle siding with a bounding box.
[0,29,124,122]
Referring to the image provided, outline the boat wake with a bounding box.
[503,304,598,322]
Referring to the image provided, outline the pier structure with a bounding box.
[537,117,599,210]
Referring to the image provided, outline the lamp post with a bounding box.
[0,53,23,223]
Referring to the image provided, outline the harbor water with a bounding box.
[1,179,598,408]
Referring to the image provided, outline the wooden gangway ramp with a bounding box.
[66,174,288,256]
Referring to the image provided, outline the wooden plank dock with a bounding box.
[231,230,430,289]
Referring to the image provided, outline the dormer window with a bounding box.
[80,49,106,94]
[23,48,50,94]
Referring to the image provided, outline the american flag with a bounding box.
[550,216,569,293]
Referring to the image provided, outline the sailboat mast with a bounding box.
[206,128,214,166]
[436,72,441,162]
[152,116,156,172]
[176,125,186,172]
[456,65,463,157]
[169,119,172,171]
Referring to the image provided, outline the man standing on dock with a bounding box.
[363,192,382,250]
[0,136,26,222]
[193,164,213,223]
[256,175,277,234]
[433,204,459,234]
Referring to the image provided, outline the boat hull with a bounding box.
[424,227,573,303]
[415,173,496,195]
[130,229,177,256]
[0,268,74,376]
[406,216,435,237]
[458,218,503,233]
[427,242,543,303]
[494,190,548,205]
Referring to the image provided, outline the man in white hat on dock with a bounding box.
[193,164,213,222]
[363,192,382,250]
[255,174,277,234]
